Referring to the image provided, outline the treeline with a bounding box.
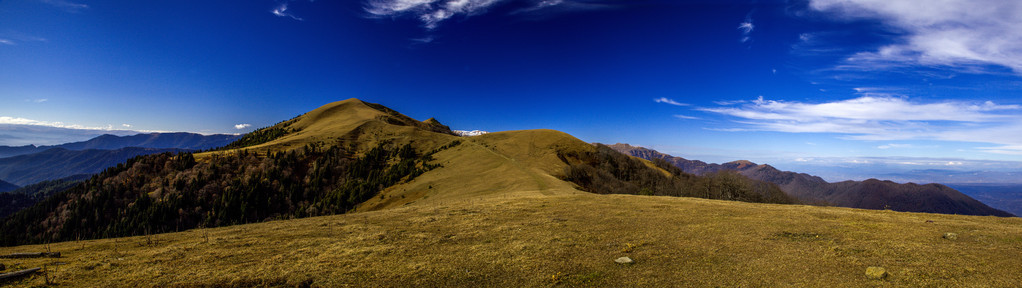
[559,144,794,204]
[0,176,88,219]
[218,116,302,151]
[0,141,454,246]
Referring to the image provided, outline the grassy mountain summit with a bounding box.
[1,99,789,246]
[2,99,1020,287]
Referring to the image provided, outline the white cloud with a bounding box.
[654,97,688,106]
[810,0,1022,74]
[122,124,132,128]
[0,39,14,46]
[235,123,252,130]
[0,116,127,131]
[738,21,754,43]
[364,0,607,30]
[700,96,1022,154]
[366,0,504,29]
[673,114,699,120]
[272,2,304,21]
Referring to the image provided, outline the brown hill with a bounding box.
[2,99,791,246]
[609,143,1013,217]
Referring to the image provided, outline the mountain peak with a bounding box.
[217,99,456,152]
[726,160,758,169]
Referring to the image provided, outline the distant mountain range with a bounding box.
[0,132,240,186]
[609,143,1013,217]
[946,183,1022,217]
[0,124,138,146]
[0,132,240,158]
[0,179,17,193]
[0,147,189,186]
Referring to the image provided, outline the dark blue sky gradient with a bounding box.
[4,0,1022,178]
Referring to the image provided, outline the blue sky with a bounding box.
[3,0,1022,181]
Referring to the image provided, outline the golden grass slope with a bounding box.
[2,192,1020,287]
[359,129,596,211]
[201,98,604,210]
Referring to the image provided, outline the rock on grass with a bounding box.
[866,266,888,280]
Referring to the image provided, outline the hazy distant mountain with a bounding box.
[0,124,137,146]
[0,147,187,186]
[946,183,1022,217]
[0,179,17,193]
[610,143,1013,217]
[0,132,241,158]
[0,175,86,219]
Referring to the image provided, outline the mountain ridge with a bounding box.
[0,132,241,158]
[2,99,791,246]
[609,143,1013,217]
[0,147,188,186]
[0,179,17,193]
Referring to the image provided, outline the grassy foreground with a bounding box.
[2,191,1020,287]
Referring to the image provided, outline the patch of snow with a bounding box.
[453,130,488,137]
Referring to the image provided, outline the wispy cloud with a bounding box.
[700,96,1022,154]
[737,19,754,43]
[40,0,88,13]
[877,143,912,149]
[0,116,129,131]
[25,98,48,103]
[713,100,746,105]
[364,0,613,30]
[654,97,688,106]
[0,32,49,46]
[272,2,304,21]
[235,123,252,130]
[809,0,1022,74]
[365,0,504,30]
[673,114,699,120]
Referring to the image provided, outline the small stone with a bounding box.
[943,232,958,240]
[865,266,888,280]
[614,256,634,264]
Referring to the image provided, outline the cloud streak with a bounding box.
[0,116,129,131]
[365,0,504,29]
[272,2,304,21]
[809,0,1022,74]
[364,0,611,30]
[737,20,753,43]
[235,123,252,130]
[699,96,1022,154]
[654,97,688,106]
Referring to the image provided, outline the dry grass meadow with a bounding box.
[2,191,1021,287]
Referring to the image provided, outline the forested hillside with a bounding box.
[0,141,453,246]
